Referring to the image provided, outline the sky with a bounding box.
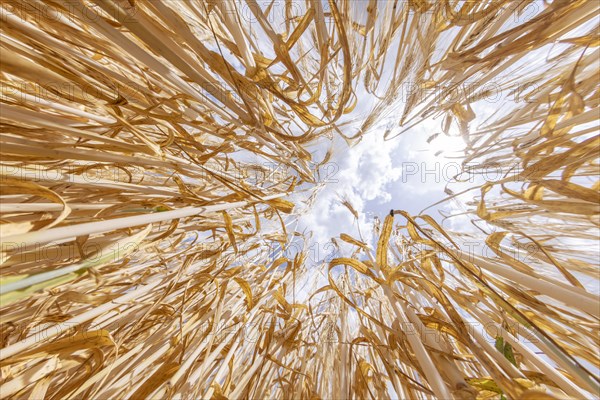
[291,14,600,267]
[295,114,467,253]
[218,0,600,303]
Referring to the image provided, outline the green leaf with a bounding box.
[495,336,518,366]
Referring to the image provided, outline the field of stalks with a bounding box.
[0,0,598,399]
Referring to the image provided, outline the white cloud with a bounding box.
[297,133,402,253]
